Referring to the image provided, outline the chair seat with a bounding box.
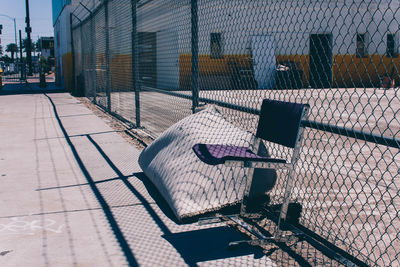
[193,144,286,166]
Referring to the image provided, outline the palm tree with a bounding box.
[6,43,17,62]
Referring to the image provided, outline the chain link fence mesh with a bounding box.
[0,63,26,83]
[109,0,134,120]
[136,0,193,135]
[71,0,400,266]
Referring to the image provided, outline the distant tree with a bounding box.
[35,40,41,52]
[0,45,3,56]
[0,55,12,63]
[6,43,17,61]
[22,38,35,53]
[39,56,50,73]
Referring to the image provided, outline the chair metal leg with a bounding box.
[240,167,256,216]
[274,165,297,240]
[198,216,223,225]
[226,215,274,246]
[240,138,261,216]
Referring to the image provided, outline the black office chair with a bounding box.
[193,98,310,246]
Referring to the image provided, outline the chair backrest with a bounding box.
[256,99,309,148]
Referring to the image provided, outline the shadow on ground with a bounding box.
[31,92,314,266]
[0,82,66,95]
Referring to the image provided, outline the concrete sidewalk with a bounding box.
[0,92,275,266]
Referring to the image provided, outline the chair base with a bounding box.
[198,209,367,266]
[198,214,300,248]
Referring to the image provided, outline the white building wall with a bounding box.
[53,0,98,88]
[137,1,188,89]
[54,0,400,88]
[54,4,72,87]
[168,0,399,57]
[196,0,359,56]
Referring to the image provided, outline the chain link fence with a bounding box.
[70,0,400,265]
[0,62,30,83]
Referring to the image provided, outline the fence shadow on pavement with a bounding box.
[85,130,325,266]
[86,134,273,265]
[45,92,274,266]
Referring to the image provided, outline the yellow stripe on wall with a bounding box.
[179,54,399,89]
[179,54,253,89]
[64,52,400,91]
[62,52,73,91]
[110,54,133,90]
[333,54,400,87]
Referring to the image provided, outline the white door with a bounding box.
[157,29,179,90]
[251,35,276,89]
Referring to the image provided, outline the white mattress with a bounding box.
[138,106,276,221]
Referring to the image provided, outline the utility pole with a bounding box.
[19,30,25,80]
[25,0,33,76]
[19,30,23,60]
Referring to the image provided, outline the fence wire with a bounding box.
[71,0,400,266]
[0,62,35,84]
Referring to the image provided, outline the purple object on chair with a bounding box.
[193,144,286,166]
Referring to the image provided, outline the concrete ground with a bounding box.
[0,89,276,266]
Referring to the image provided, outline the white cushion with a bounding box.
[138,106,276,221]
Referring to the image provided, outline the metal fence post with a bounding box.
[191,0,199,113]
[90,14,96,103]
[105,1,111,112]
[70,13,76,95]
[131,0,140,127]
[79,22,85,95]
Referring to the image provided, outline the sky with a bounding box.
[0,0,53,50]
